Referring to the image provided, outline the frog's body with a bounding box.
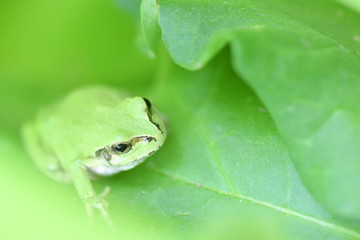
[22,86,166,225]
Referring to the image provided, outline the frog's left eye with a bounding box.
[111,142,132,154]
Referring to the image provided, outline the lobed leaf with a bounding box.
[152,0,360,222]
[102,51,360,239]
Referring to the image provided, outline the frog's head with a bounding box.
[94,97,166,171]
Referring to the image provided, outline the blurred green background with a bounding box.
[0,0,155,134]
[0,0,161,239]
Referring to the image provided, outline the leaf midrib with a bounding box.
[147,165,360,239]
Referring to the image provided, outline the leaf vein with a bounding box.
[147,165,360,239]
[196,117,239,194]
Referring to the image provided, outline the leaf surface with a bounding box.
[154,0,360,220]
[102,51,360,239]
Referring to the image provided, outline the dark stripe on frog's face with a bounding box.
[132,135,156,144]
[142,98,163,133]
[95,135,158,166]
[147,150,156,157]
[143,98,152,109]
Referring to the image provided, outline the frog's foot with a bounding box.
[85,195,115,229]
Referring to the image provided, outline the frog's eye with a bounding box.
[111,142,132,154]
[143,98,152,110]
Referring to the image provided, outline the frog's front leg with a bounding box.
[69,161,114,227]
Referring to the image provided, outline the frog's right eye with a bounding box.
[111,142,132,154]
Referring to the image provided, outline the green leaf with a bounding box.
[154,0,360,221]
[140,0,161,58]
[102,51,359,239]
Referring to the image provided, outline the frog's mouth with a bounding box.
[95,135,157,165]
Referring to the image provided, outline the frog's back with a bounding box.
[47,86,129,116]
[35,86,130,163]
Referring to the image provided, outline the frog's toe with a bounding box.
[85,196,114,228]
[99,186,111,198]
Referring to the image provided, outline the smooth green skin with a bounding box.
[21,85,166,225]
